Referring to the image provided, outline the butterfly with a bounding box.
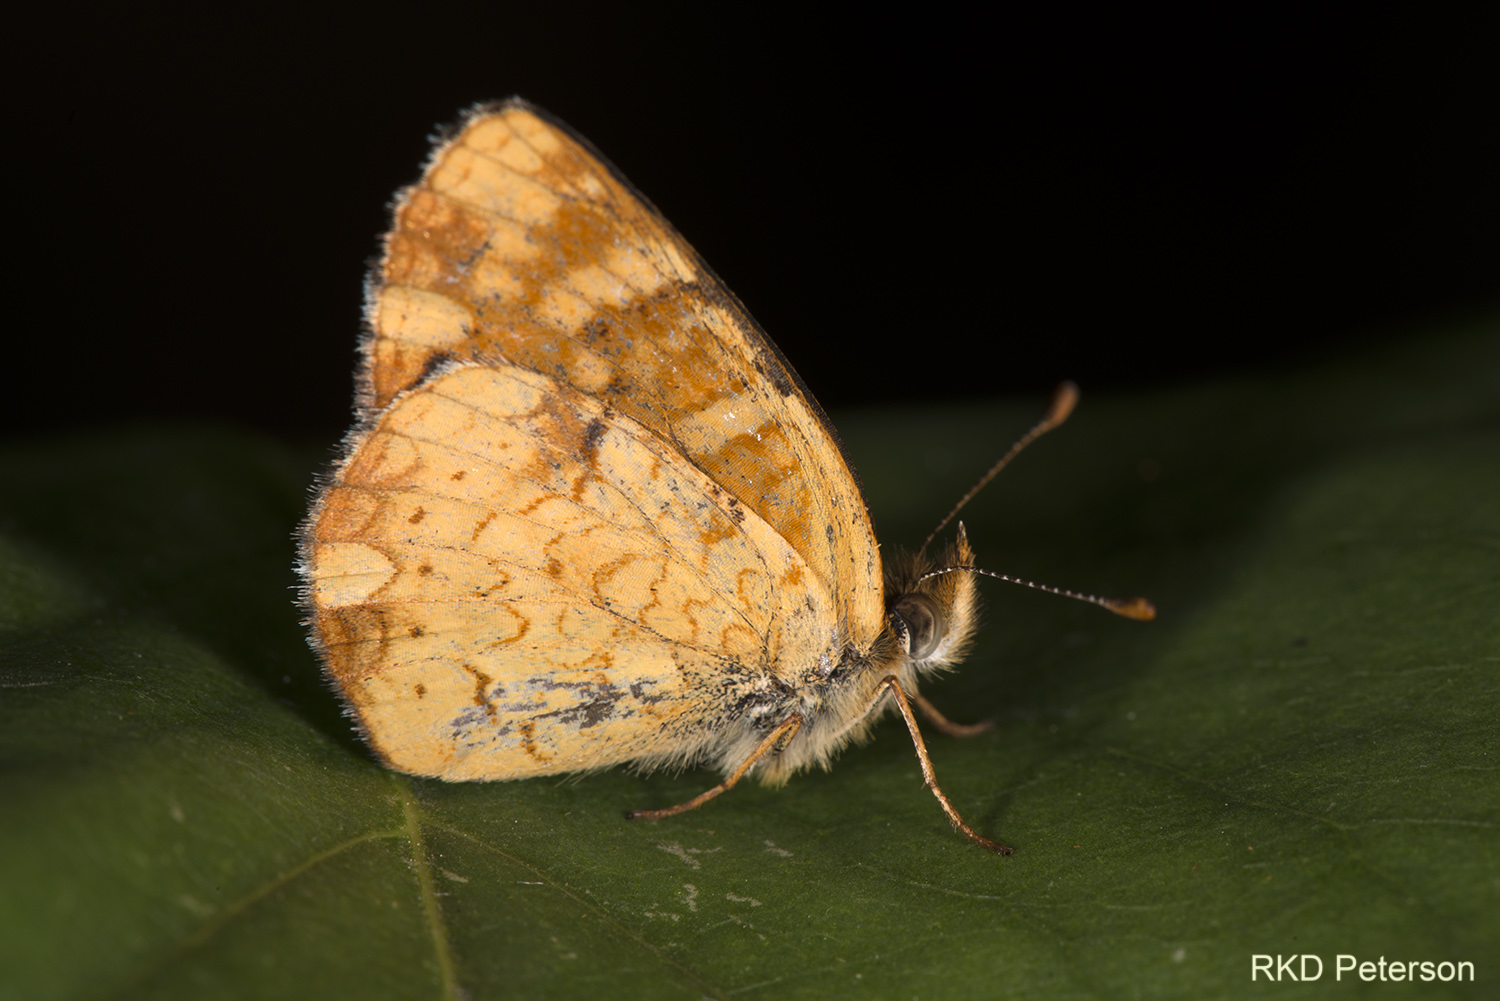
[298,99,1152,853]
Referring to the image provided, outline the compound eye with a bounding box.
[892,593,945,661]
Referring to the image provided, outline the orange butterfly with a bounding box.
[299,100,1151,852]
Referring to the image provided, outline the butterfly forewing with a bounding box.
[366,102,881,643]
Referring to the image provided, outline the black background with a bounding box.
[7,6,1497,440]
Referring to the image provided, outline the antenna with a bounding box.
[918,564,1156,621]
[915,381,1154,622]
[918,381,1079,557]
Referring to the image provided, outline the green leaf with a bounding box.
[3,317,1496,1000]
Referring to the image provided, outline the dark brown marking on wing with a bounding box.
[463,664,496,718]
[471,510,497,542]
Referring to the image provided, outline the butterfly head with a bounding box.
[884,522,981,675]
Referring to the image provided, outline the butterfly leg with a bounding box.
[626,714,804,821]
[879,676,1012,854]
[911,691,996,738]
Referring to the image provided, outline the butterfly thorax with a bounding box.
[722,528,980,784]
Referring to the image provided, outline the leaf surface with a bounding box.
[2,319,1496,1000]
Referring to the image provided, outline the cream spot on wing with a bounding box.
[597,240,672,300]
[431,144,562,227]
[313,542,396,606]
[533,284,595,334]
[376,286,474,350]
[569,261,639,309]
[453,216,541,302]
[532,245,672,340]
[462,115,549,169]
[497,108,566,157]
[685,394,772,442]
